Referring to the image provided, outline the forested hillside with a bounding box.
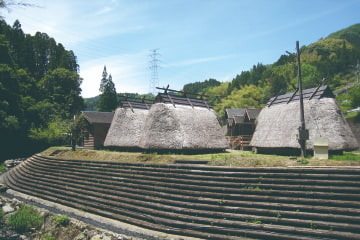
[0,19,84,160]
[183,24,360,119]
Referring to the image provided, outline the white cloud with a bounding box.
[80,51,150,98]
[2,0,148,48]
[163,55,232,68]
[94,6,113,16]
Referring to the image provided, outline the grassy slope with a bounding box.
[41,147,360,168]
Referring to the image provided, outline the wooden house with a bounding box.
[226,108,261,149]
[81,111,114,149]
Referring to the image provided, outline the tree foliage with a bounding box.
[214,85,266,120]
[0,19,84,160]
[182,78,221,94]
[97,66,117,112]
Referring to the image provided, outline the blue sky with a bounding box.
[2,0,360,97]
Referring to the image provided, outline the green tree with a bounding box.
[204,82,230,106]
[97,66,117,111]
[29,117,72,146]
[214,85,265,120]
[38,68,84,118]
[183,78,221,95]
[349,86,360,108]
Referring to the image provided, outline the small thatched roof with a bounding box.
[139,103,228,150]
[226,108,246,119]
[81,111,114,124]
[250,86,359,151]
[226,108,261,125]
[247,109,261,120]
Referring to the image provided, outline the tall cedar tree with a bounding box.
[97,66,117,112]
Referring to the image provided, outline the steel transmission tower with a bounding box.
[149,49,160,95]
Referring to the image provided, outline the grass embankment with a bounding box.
[41,147,360,167]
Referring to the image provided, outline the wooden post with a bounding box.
[296,41,308,158]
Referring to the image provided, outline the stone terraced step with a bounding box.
[27,157,360,201]
[2,154,360,240]
[17,160,360,223]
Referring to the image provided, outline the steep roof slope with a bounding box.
[139,103,228,150]
[250,86,359,151]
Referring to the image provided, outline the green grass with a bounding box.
[6,205,44,233]
[40,147,360,167]
[329,152,360,161]
[0,163,5,173]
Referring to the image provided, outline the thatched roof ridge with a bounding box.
[267,85,335,107]
[139,103,228,150]
[155,93,211,109]
[250,98,359,151]
[119,100,152,110]
[81,111,114,124]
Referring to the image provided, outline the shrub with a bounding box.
[6,205,44,233]
[51,214,70,226]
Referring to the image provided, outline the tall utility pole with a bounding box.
[296,41,308,158]
[149,49,160,95]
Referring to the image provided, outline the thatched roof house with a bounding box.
[81,111,114,149]
[226,108,261,136]
[104,99,152,149]
[250,85,359,152]
[105,91,228,151]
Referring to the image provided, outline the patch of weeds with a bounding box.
[253,159,262,166]
[44,236,56,240]
[6,205,44,233]
[246,220,262,224]
[0,209,4,219]
[275,212,281,218]
[140,154,155,162]
[0,164,5,173]
[310,221,317,229]
[51,214,70,226]
[244,186,262,190]
[329,152,360,161]
[297,158,309,164]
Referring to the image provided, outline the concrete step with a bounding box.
[6,167,358,240]
[3,155,360,240]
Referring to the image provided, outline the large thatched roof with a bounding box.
[104,101,150,148]
[250,86,359,151]
[105,102,228,150]
[139,103,228,150]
